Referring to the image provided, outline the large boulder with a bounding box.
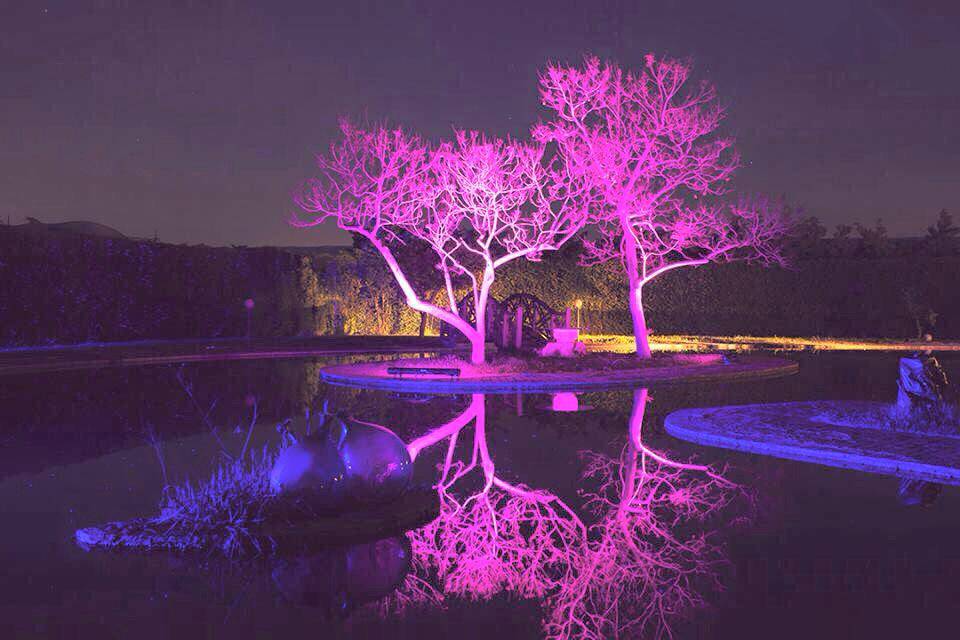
[270,412,412,508]
[269,433,348,510]
[895,355,947,412]
[338,419,413,503]
[892,354,959,433]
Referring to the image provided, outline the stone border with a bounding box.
[76,488,440,554]
[0,336,454,376]
[585,334,960,353]
[665,401,960,485]
[319,355,798,393]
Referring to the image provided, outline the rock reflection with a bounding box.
[272,536,412,617]
[897,478,943,506]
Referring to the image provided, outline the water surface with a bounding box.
[1,352,958,639]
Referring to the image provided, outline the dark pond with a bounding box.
[1,352,958,639]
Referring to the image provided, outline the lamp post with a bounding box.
[244,298,255,341]
[574,299,583,329]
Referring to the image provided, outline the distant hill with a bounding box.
[14,217,127,239]
[277,245,352,257]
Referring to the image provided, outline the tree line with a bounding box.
[788,209,959,259]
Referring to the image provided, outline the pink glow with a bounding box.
[674,353,724,365]
[293,123,589,364]
[535,56,792,359]
[551,391,580,412]
[388,391,745,638]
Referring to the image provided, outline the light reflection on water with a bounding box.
[1,352,960,638]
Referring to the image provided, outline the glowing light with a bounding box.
[550,392,579,412]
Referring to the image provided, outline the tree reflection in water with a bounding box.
[393,388,747,639]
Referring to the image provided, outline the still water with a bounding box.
[1,352,958,639]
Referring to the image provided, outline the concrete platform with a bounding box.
[665,401,960,485]
[319,354,799,393]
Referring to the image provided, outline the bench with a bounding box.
[386,366,461,378]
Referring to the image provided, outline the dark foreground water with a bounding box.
[1,352,959,639]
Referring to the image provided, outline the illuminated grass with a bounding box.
[76,447,283,555]
[583,334,960,353]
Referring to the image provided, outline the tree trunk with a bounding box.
[620,216,652,360]
[628,281,653,360]
[471,297,488,364]
[470,334,486,365]
[470,269,494,365]
[620,387,649,514]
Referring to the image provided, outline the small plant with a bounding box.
[76,445,284,555]
[889,404,960,435]
[901,287,937,340]
[153,445,280,555]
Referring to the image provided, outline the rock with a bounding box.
[338,419,413,504]
[895,355,947,412]
[270,413,412,507]
[892,354,960,433]
[269,427,348,510]
[897,478,942,507]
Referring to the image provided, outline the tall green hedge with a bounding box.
[2,228,955,347]
[0,229,303,346]
[494,246,957,339]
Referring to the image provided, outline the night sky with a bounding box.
[2,0,958,247]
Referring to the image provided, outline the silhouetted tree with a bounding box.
[855,219,890,258]
[925,209,959,256]
[789,215,826,258]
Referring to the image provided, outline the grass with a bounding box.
[583,333,960,353]
[76,446,284,555]
[76,440,438,556]
[888,406,960,435]
[153,446,279,554]
[374,351,725,376]
[811,402,960,437]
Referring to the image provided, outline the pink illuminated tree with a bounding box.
[293,122,588,363]
[536,56,792,358]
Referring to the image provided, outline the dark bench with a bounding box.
[387,366,461,378]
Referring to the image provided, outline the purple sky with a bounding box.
[2,1,958,246]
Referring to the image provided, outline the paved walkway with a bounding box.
[0,336,454,376]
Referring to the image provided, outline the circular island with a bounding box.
[320,352,798,393]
